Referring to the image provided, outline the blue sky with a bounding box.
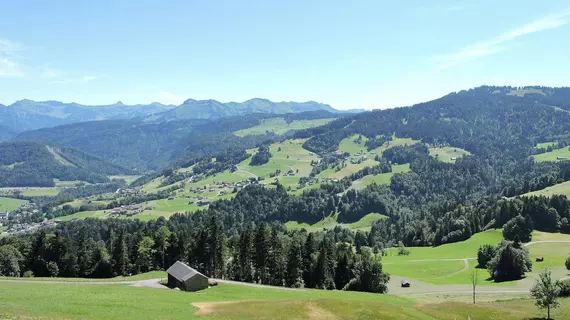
[1,0,569,110]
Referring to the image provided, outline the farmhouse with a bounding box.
[197,199,211,206]
[166,261,209,292]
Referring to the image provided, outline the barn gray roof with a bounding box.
[167,261,207,282]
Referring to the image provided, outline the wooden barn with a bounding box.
[166,261,209,292]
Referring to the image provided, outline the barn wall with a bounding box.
[185,275,209,291]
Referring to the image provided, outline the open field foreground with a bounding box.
[1,279,570,319]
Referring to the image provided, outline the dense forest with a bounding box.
[15,111,340,170]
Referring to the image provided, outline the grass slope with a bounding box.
[429,147,471,163]
[351,163,410,189]
[0,197,27,212]
[0,187,61,197]
[533,146,570,162]
[0,271,166,282]
[519,180,570,198]
[1,280,569,319]
[286,213,387,232]
[234,118,334,137]
[383,230,570,286]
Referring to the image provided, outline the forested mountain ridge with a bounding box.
[0,141,136,187]
[298,86,570,157]
[149,98,360,121]
[15,111,341,170]
[0,124,17,142]
[0,99,175,131]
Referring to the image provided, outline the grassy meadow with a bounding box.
[519,180,570,198]
[351,163,410,189]
[382,230,570,286]
[286,213,387,232]
[234,118,334,137]
[1,278,570,319]
[429,147,471,163]
[533,146,570,162]
[0,197,27,212]
[0,187,61,197]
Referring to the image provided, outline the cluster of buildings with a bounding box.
[1,218,59,236]
[108,204,144,217]
[115,188,142,196]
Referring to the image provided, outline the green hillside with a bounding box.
[429,147,471,163]
[234,117,334,136]
[533,146,570,162]
[0,141,136,187]
[0,197,27,212]
[2,276,570,320]
[519,180,570,198]
[286,213,388,232]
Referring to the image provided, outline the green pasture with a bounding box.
[234,117,334,137]
[0,187,61,197]
[519,180,570,198]
[506,88,545,96]
[429,147,471,163]
[236,139,318,181]
[351,163,410,189]
[536,141,557,149]
[338,134,368,155]
[285,213,387,232]
[382,229,503,261]
[371,135,420,154]
[1,276,569,320]
[533,146,570,162]
[109,175,141,184]
[0,197,27,212]
[0,271,166,282]
[317,159,379,180]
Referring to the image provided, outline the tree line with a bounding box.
[0,216,389,294]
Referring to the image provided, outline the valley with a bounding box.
[3,86,570,319]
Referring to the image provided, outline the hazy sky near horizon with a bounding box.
[1,0,569,110]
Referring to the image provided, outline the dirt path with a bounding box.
[524,240,570,246]
[307,304,338,320]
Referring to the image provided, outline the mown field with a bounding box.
[382,230,570,286]
[519,180,570,198]
[0,187,61,197]
[0,196,27,212]
[234,118,335,137]
[533,146,570,162]
[351,163,410,189]
[286,213,387,232]
[1,278,569,320]
[429,147,470,163]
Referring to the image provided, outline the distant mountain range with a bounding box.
[0,100,176,132]
[146,98,363,122]
[0,100,175,132]
[0,98,362,132]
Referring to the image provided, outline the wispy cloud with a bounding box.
[40,67,97,84]
[159,91,184,105]
[435,8,570,70]
[0,39,24,77]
